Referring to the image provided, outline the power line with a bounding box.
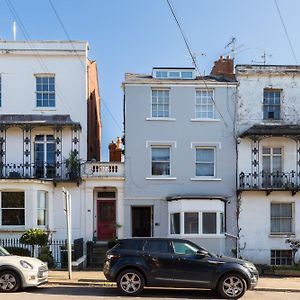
[48,0,123,132]
[165,0,234,136]
[274,0,298,64]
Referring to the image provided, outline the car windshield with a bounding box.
[0,246,11,256]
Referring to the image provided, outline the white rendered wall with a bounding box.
[0,41,88,160]
[239,191,300,264]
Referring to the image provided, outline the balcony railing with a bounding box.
[81,162,124,178]
[0,161,124,181]
[0,162,80,181]
[239,171,300,190]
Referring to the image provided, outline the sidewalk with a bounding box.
[48,270,300,292]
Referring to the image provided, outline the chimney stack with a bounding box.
[210,56,234,79]
[109,137,122,162]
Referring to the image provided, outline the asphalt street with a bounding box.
[1,285,300,300]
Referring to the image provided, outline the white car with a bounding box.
[0,246,48,292]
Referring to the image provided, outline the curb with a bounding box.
[254,287,300,293]
[47,281,116,287]
[47,281,300,293]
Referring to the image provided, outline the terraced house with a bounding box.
[236,64,300,265]
[123,57,238,255]
[0,41,124,257]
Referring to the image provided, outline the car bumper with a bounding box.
[249,273,259,289]
[22,269,48,288]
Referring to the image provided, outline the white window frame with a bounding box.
[151,88,170,118]
[37,191,48,227]
[271,249,293,266]
[195,89,215,120]
[0,191,25,227]
[270,202,294,235]
[169,211,223,236]
[195,147,216,178]
[35,74,56,108]
[150,146,171,177]
[146,141,176,180]
[263,89,281,121]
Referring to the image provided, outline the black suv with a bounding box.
[103,238,258,299]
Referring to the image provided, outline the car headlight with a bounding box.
[243,262,257,272]
[20,260,33,270]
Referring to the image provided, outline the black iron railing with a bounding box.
[239,171,300,190]
[0,162,80,181]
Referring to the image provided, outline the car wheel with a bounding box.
[116,269,145,296]
[0,270,21,293]
[217,272,247,299]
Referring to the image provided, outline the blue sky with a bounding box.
[0,0,299,160]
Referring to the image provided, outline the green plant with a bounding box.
[66,150,80,180]
[38,247,55,268]
[20,229,48,246]
[286,238,300,265]
[20,228,49,256]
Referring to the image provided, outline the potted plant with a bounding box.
[66,150,80,180]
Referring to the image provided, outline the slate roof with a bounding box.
[0,114,81,128]
[240,124,300,137]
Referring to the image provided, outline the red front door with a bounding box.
[97,200,116,240]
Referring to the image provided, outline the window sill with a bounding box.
[146,117,176,121]
[269,233,295,238]
[0,227,26,233]
[169,233,225,238]
[146,177,177,180]
[33,107,57,111]
[190,118,221,122]
[190,177,222,181]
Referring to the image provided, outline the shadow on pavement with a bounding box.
[28,285,223,299]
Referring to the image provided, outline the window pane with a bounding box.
[152,148,170,161]
[170,213,180,234]
[2,192,24,208]
[144,240,169,253]
[38,191,47,209]
[2,209,25,225]
[172,241,198,255]
[202,212,217,234]
[152,162,170,175]
[184,212,198,234]
[196,149,214,162]
[196,163,214,176]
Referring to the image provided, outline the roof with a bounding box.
[0,114,81,128]
[240,124,300,137]
[166,195,227,202]
[124,73,237,84]
[236,64,300,75]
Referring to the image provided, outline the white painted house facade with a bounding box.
[0,41,124,247]
[236,65,300,265]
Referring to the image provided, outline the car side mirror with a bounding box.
[196,250,208,258]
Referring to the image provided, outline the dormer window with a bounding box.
[153,68,195,79]
[263,89,281,120]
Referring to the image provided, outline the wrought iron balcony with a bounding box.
[0,161,124,181]
[0,162,80,182]
[239,171,300,191]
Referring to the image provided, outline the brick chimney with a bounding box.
[109,137,122,162]
[210,56,234,78]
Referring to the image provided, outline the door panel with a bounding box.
[142,240,174,284]
[97,200,116,240]
[132,206,152,237]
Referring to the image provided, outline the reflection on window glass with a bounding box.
[202,212,217,234]
[152,147,170,176]
[184,212,198,234]
[170,213,180,234]
[1,192,25,226]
